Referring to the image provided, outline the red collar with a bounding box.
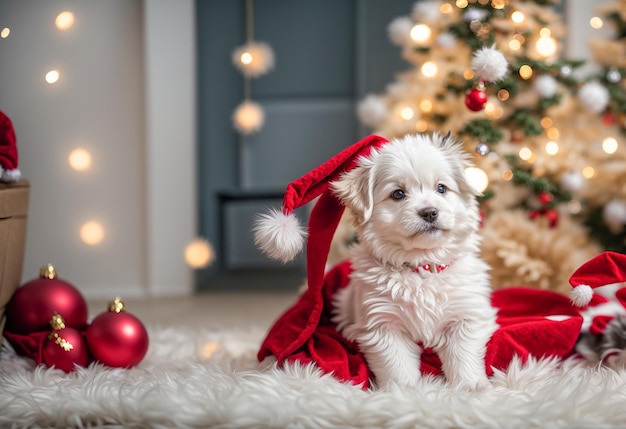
[415,263,449,274]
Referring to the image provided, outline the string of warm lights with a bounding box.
[230,0,275,135]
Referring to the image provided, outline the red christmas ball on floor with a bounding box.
[5,264,88,335]
[86,298,149,368]
[465,88,488,111]
[42,314,89,373]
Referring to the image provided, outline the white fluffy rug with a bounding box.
[2,326,626,429]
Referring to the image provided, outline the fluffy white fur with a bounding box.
[3,326,626,428]
[253,208,307,263]
[331,133,497,390]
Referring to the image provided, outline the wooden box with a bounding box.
[0,180,30,335]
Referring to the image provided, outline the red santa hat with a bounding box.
[253,134,389,288]
[569,251,626,307]
[0,110,21,182]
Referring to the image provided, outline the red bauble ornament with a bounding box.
[86,298,149,368]
[529,208,559,228]
[42,313,89,373]
[538,191,554,205]
[465,88,488,112]
[5,264,88,335]
[603,111,615,126]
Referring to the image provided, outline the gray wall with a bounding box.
[195,0,415,289]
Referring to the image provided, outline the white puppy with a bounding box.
[331,133,497,390]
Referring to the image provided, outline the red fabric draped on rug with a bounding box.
[258,261,584,389]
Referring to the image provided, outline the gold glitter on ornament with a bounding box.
[48,332,74,352]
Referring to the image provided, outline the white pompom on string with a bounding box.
[412,1,442,22]
[253,208,307,263]
[471,45,508,83]
[357,95,388,129]
[387,16,414,46]
[578,81,610,114]
[437,32,456,49]
[466,46,508,112]
[603,199,626,229]
[534,75,558,98]
[560,170,584,193]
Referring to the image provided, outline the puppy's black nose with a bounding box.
[419,207,438,223]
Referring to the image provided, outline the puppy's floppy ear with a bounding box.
[436,132,482,199]
[330,156,376,224]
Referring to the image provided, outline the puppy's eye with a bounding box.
[391,189,406,200]
[436,184,447,194]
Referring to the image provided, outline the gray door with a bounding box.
[196,0,414,290]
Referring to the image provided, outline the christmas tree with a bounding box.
[353,0,626,294]
[583,0,626,254]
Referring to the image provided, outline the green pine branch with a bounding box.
[509,109,543,137]
[459,119,504,144]
[504,155,571,207]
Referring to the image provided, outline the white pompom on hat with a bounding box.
[569,251,626,307]
[253,135,389,269]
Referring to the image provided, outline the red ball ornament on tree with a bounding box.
[86,298,149,368]
[42,313,89,373]
[465,87,488,112]
[538,191,554,205]
[5,264,88,335]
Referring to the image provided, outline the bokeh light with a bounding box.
[55,11,75,30]
[69,148,92,171]
[465,167,489,193]
[45,70,60,84]
[602,137,618,154]
[185,238,215,269]
[81,221,105,246]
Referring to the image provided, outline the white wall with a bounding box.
[143,0,197,297]
[0,0,196,299]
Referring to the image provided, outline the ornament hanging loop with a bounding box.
[39,263,57,280]
[108,297,126,313]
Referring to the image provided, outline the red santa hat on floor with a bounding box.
[253,134,389,290]
[569,251,626,307]
[0,110,21,182]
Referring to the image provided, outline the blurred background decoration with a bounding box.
[0,0,621,298]
[349,0,626,294]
